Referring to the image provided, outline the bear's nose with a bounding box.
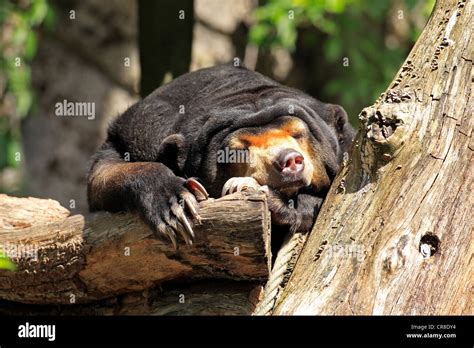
[277,150,304,175]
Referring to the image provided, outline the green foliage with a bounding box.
[249,0,435,122]
[0,249,17,271]
[1,0,52,118]
[250,0,351,50]
[0,257,17,271]
[0,0,54,174]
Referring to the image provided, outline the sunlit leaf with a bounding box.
[0,255,17,271]
[250,23,272,46]
[29,0,48,25]
[25,30,37,59]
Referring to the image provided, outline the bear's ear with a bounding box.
[328,104,355,154]
[157,134,189,173]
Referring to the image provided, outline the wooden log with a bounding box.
[0,282,264,315]
[273,0,473,315]
[0,192,271,305]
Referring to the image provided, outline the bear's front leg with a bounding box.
[88,143,209,248]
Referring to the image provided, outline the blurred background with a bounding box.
[0,0,434,213]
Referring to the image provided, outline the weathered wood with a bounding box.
[0,282,264,315]
[0,192,271,305]
[274,0,473,315]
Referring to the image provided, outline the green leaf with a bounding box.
[324,0,348,14]
[249,23,272,46]
[25,30,37,59]
[8,65,33,118]
[0,255,17,271]
[28,0,48,25]
[43,5,57,31]
[12,22,28,47]
[324,38,342,62]
[277,17,297,50]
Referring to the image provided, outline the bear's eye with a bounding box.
[292,131,304,140]
[229,137,250,150]
[238,139,250,149]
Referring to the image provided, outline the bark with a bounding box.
[0,282,263,315]
[0,192,270,305]
[274,0,473,315]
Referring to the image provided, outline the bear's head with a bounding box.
[225,116,327,196]
[216,104,354,197]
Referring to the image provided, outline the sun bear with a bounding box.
[87,64,355,248]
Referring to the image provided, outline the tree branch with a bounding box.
[0,192,271,305]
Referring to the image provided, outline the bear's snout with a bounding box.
[275,149,305,177]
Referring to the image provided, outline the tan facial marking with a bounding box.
[228,118,327,192]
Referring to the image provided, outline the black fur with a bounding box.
[88,64,355,241]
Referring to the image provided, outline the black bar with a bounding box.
[0,316,472,346]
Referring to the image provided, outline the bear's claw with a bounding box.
[186,177,209,201]
[221,177,261,196]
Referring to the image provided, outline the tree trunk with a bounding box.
[0,192,270,305]
[273,0,473,315]
[138,0,194,96]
